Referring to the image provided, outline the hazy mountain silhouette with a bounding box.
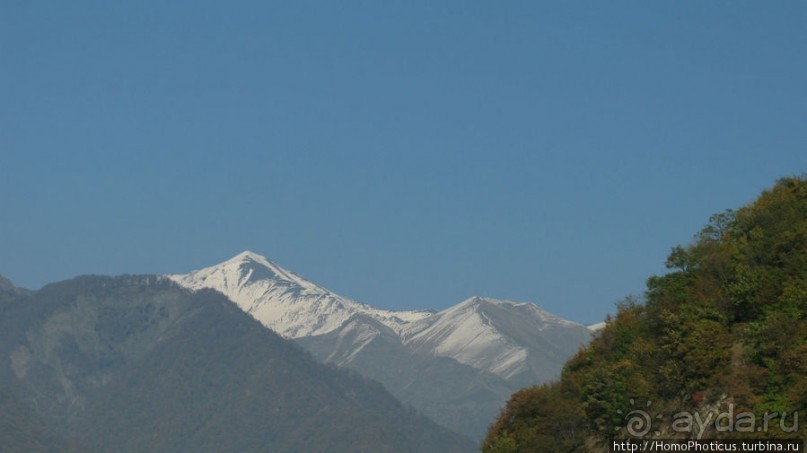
[0,275,474,452]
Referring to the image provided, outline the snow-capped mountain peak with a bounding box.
[168,251,431,338]
[220,250,318,291]
[167,252,594,439]
[403,295,591,382]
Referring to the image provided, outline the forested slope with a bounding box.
[0,275,474,452]
[484,176,807,452]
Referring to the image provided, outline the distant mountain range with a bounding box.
[169,251,594,439]
[0,274,473,452]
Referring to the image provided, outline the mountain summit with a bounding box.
[170,251,593,439]
[168,251,431,338]
[403,296,591,386]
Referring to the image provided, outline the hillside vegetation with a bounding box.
[484,176,807,452]
[0,275,474,452]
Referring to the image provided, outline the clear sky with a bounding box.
[2,1,805,324]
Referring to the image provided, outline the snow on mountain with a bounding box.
[167,251,431,338]
[587,321,607,332]
[402,296,591,382]
[169,252,591,382]
[168,251,595,440]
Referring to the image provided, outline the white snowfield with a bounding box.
[168,251,431,338]
[168,251,591,381]
[402,296,583,380]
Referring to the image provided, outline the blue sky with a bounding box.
[2,1,805,323]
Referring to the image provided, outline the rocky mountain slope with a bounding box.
[169,251,432,338]
[170,252,593,439]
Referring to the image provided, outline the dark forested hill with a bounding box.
[484,176,807,452]
[0,275,474,452]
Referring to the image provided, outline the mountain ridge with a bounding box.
[0,274,475,452]
[168,251,432,338]
[169,252,591,381]
[169,251,594,439]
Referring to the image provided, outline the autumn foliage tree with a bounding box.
[484,175,807,451]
